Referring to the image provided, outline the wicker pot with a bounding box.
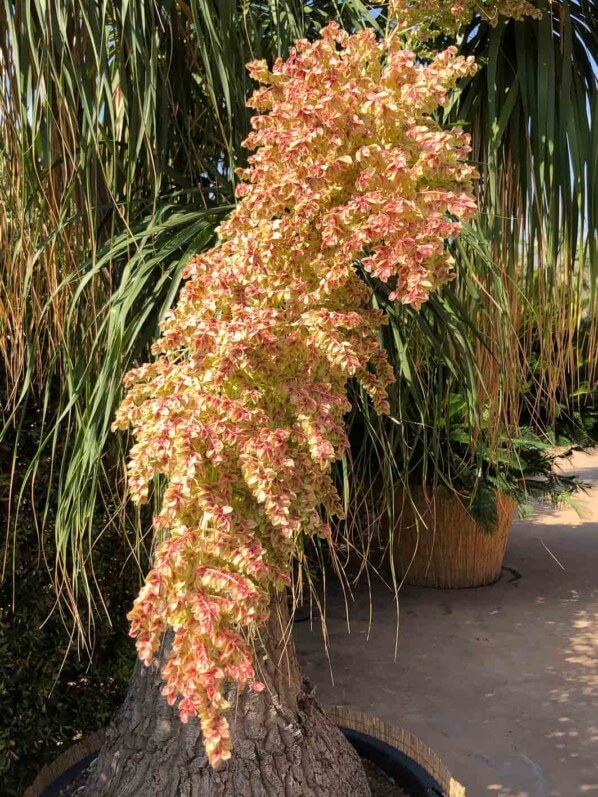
[389,487,516,588]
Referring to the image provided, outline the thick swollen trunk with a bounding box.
[84,596,371,796]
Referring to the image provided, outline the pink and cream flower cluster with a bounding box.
[114,21,479,766]
[390,0,541,37]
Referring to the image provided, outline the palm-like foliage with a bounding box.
[343,0,597,583]
[453,0,597,426]
[0,0,380,633]
[0,0,379,396]
[1,0,596,633]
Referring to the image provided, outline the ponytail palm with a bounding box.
[453,0,597,425]
[0,0,380,631]
[1,0,596,637]
[0,0,380,397]
[344,0,597,567]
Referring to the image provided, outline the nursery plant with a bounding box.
[346,238,588,588]
[0,0,384,636]
[0,0,595,793]
[344,0,598,588]
[2,0,595,630]
[81,3,551,794]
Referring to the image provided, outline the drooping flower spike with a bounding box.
[114,20,480,766]
[389,0,541,38]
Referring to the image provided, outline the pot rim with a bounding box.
[27,709,464,797]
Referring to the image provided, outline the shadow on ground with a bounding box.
[294,452,598,797]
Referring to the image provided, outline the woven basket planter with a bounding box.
[389,487,516,588]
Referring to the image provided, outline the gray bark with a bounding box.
[83,594,371,796]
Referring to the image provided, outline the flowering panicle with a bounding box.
[389,0,541,37]
[114,21,479,766]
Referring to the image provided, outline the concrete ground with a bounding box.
[294,451,598,797]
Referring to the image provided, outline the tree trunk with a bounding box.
[83,593,371,796]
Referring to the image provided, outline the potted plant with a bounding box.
[343,275,588,589]
[342,219,591,589]
[4,2,555,794]
[78,13,487,794]
[386,406,584,588]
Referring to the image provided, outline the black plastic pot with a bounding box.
[40,752,97,797]
[341,726,445,796]
[39,729,445,797]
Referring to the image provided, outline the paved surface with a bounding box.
[295,451,598,797]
